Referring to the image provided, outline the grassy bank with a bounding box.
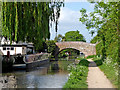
[63,58,89,88]
[86,55,96,59]
[93,57,118,88]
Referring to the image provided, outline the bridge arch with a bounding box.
[55,41,96,57]
[57,48,82,56]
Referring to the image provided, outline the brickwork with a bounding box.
[55,41,96,57]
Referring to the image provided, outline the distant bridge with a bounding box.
[55,41,96,57]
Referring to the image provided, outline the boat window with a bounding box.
[3,47,6,50]
[11,47,14,50]
[7,47,10,50]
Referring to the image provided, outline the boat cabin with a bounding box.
[0,44,34,56]
[0,37,34,56]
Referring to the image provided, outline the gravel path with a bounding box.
[87,59,114,88]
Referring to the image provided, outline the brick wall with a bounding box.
[55,41,96,57]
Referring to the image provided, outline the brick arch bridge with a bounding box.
[55,41,96,58]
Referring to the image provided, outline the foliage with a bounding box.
[1,1,64,51]
[0,1,2,37]
[93,57,118,88]
[58,52,68,58]
[64,30,86,42]
[79,2,119,62]
[76,56,85,60]
[90,34,101,44]
[54,34,63,42]
[86,55,96,59]
[95,42,103,56]
[80,2,120,87]
[61,36,66,42]
[63,58,89,88]
[46,40,56,56]
[91,20,118,61]
[54,31,86,42]
[58,48,80,58]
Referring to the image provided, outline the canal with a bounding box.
[2,58,75,88]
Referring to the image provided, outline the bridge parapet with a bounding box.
[55,41,96,57]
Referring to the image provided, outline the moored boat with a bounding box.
[0,37,50,72]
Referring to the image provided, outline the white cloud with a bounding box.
[50,7,96,42]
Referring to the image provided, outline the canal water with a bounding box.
[2,59,75,88]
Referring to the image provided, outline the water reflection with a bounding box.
[2,60,74,88]
[58,56,78,61]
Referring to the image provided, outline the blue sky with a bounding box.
[50,2,96,43]
[65,2,95,12]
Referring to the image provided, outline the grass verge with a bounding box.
[86,55,96,59]
[93,57,118,88]
[63,58,89,88]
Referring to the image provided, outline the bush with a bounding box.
[86,55,96,59]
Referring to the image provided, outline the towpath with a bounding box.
[87,59,114,88]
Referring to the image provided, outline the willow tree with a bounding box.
[2,1,64,51]
[0,1,2,37]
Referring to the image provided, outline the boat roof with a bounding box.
[0,44,34,48]
[0,44,27,47]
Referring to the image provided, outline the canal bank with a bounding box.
[63,58,89,88]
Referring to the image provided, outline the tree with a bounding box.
[64,31,86,42]
[46,40,56,56]
[0,1,2,37]
[79,2,120,61]
[90,34,101,44]
[61,36,66,42]
[58,48,80,58]
[54,34,63,42]
[2,1,64,51]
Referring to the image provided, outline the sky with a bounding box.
[50,2,97,43]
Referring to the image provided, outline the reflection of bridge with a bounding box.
[55,41,96,58]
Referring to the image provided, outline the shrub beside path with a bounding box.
[87,59,114,88]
